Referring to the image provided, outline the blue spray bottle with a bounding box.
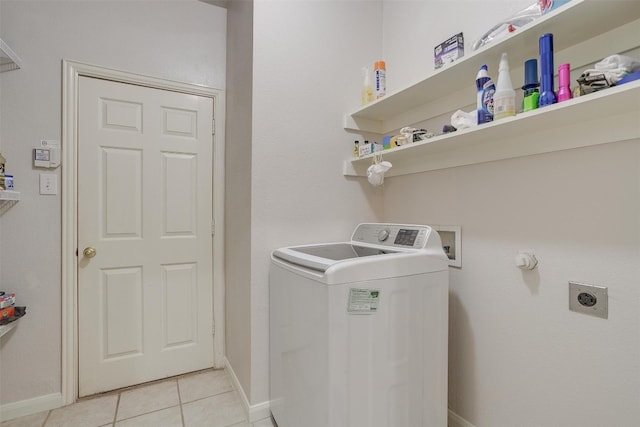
[476,65,495,124]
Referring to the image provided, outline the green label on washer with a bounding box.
[347,288,380,314]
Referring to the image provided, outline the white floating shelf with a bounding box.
[343,81,640,177]
[0,190,20,216]
[0,190,21,201]
[0,38,22,72]
[0,321,19,338]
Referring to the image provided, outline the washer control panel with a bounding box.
[351,223,431,249]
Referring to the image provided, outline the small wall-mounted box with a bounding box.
[34,140,60,168]
[434,32,464,70]
[433,225,462,268]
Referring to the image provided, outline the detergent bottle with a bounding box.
[476,65,494,124]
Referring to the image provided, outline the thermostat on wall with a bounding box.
[34,140,60,168]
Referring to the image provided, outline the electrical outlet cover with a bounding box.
[569,281,608,319]
[39,173,57,195]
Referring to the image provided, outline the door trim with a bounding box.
[61,60,226,404]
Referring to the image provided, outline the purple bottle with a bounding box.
[557,63,573,102]
[538,33,557,107]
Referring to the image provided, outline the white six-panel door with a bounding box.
[77,76,214,396]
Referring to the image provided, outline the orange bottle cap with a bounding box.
[374,61,386,70]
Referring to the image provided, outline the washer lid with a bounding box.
[273,243,401,272]
[290,243,399,260]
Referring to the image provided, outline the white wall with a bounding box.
[225,0,254,401]
[249,0,383,404]
[0,0,226,406]
[383,0,533,92]
[384,141,640,426]
[382,1,640,426]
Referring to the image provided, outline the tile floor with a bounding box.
[1,369,275,427]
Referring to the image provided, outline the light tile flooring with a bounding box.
[1,369,275,427]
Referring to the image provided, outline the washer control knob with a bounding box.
[378,228,391,242]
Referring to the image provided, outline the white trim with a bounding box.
[448,409,476,427]
[61,60,226,405]
[0,393,62,422]
[225,357,272,423]
[248,400,272,424]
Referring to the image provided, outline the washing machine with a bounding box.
[269,223,449,427]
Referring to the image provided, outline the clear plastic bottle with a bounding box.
[493,53,516,120]
[0,150,6,175]
[361,67,373,106]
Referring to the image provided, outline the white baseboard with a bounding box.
[448,409,476,427]
[248,400,271,424]
[224,357,271,423]
[224,358,463,427]
[0,392,62,422]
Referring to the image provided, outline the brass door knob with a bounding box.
[83,247,97,258]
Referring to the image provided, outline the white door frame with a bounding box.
[61,60,226,404]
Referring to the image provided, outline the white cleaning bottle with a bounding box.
[361,67,373,106]
[493,53,516,120]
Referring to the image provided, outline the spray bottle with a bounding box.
[476,65,494,124]
[493,53,516,120]
[361,67,373,106]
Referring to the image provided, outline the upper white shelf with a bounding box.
[343,80,640,177]
[0,38,22,72]
[344,0,640,134]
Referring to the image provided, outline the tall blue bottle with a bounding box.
[539,33,557,107]
[476,65,494,124]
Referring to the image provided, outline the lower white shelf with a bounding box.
[0,190,20,216]
[0,190,20,201]
[343,80,640,178]
[0,320,19,338]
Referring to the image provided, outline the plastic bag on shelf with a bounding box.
[472,2,542,51]
[451,110,477,130]
[472,1,574,51]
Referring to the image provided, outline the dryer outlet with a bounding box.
[569,281,608,319]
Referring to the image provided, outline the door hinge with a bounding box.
[211,219,215,237]
[212,118,216,135]
[212,323,216,337]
